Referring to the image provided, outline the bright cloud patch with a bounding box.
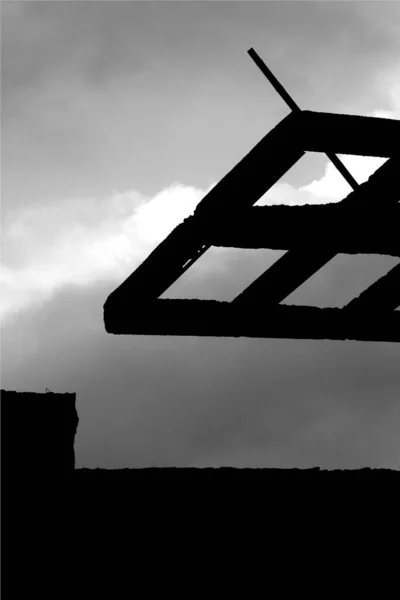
[256,181,316,206]
[256,151,387,207]
[299,154,388,201]
[1,184,211,321]
[133,185,205,244]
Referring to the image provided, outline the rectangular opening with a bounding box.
[282,254,400,308]
[161,247,285,301]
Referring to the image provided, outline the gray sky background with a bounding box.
[1,1,400,468]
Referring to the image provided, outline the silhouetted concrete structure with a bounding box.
[202,204,400,256]
[1,389,79,477]
[104,48,399,342]
[104,112,400,342]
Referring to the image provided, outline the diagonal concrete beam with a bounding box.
[344,262,400,311]
[105,112,304,307]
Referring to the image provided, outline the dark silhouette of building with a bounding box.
[104,50,400,343]
[1,389,79,477]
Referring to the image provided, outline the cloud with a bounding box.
[376,68,400,119]
[257,143,389,207]
[3,170,329,323]
[299,154,388,201]
[1,184,212,322]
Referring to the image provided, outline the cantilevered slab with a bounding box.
[104,107,399,342]
[104,300,400,342]
[292,111,400,157]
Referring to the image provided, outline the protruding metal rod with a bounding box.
[247,47,359,191]
[248,47,301,112]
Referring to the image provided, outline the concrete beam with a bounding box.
[293,111,400,157]
[104,299,400,342]
[207,205,400,257]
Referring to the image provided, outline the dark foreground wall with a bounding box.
[1,390,398,597]
[1,389,79,476]
[1,389,79,599]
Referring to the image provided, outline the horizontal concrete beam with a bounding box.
[293,111,400,157]
[104,299,400,343]
[206,205,400,256]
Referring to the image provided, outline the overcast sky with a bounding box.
[2,1,400,469]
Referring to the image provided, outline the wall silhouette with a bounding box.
[1,389,79,477]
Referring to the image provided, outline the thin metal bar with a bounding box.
[325,152,359,190]
[247,48,300,112]
[247,47,359,190]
